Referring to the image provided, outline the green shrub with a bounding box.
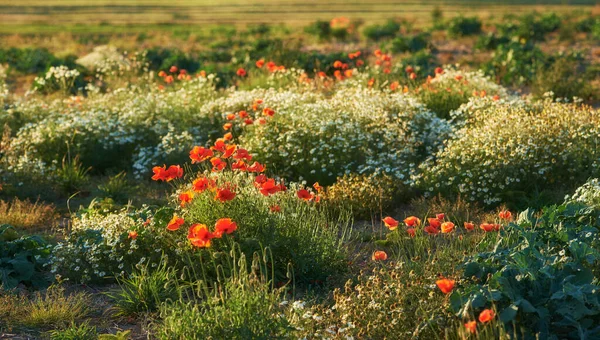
[447,16,482,37]
[49,322,97,340]
[389,33,430,53]
[363,20,400,41]
[304,20,332,40]
[24,286,91,329]
[532,57,596,102]
[483,40,547,85]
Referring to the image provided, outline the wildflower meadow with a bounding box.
[1,1,600,339]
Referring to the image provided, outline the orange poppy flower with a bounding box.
[428,218,441,229]
[356,59,364,67]
[455,75,463,81]
[259,178,281,196]
[128,231,138,239]
[334,70,343,80]
[226,113,236,120]
[436,278,455,294]
[212,139,227,153]
[480,223,495,232]
[263,108,275,117]
[367,78,375,87]
[318,71,327,78]
[493,95,500,101]
[221,144,236,158]
[407,228,416,237]
[441,222,455,233]
[167,215,185,231]
[436,213,445,220]
[223,123,232,130]
[215,187,236,202]
[234,148,252,161]
[270,205,281,213]
[179,191,194,207]
[244,118,254,125]
[403,216,421,227]
[464,321,477,334]
[169,66,178,73]
[158,70,167,77]
[190,146,214,164]
[297,189,313,201]
[256,59,265,68]
[247,161,265,173]
[435,67,444,75]
[390,81,399,91]
[498,210,512,220]
[187,223,213,248]
[478,309,495,323]
[333,60,343,68]
[383,216,399,230]
[213,218,237,238]
[199,70,207,77]
[165,75,174,84]
[409,72,417,80]
[464,222,475,231]
[424,225,440,234]
[372,250,388,261]
[239,110,249,118]
[313,182,323,192]
[236,68,247,77]
[405,66,414,73]
[344,69,353,77]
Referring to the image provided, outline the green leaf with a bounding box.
[499,304,519,323]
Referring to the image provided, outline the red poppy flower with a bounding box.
[213,218,237,238]
[436,278,455,294]
[390,81,399,91]
[259,178,281,196]
[297,189,313,201]
[215,187,236,202]
[190,146,214,164]
[167,215,184,231]
[409,72,417,80]
[226,113,236,120]
[210,157,227,171]
[187,224,213,248]
[231,160,247,171]
[372,250,388,261]
[464,321,477,334]
[128,231,138,239]
[179,191,194,207]
[333,60,343,68]
[356,59,364,67]
[478,309,495,323]
[254,174,267,185]
[151,165,168,181]
[428,218,441,229]
[424,225,440,234]
[244,118,254,125]
[464,222,475,231]
[221,144,236,158]
[234,148,252,161]
[403,216,421,227]
[169,66,178,73]
[165,165,183,181]
[192,177,210,192]
[236,68,247,77]
[165,75,174,84]
[436,213,445,220]
[405,66,414,73]
[383,216,399,230]
[318,71,327,78]
[498,210,512,220]
[262,108,275,117]
[407,228,416,237]
[223,123,232,130]
[212,138,227,153]
[441,222,455,233]
[480,223,495,232]
[256,59,265,68]
[247,161,265,173]
[435,67,444,75]
[493,95,500,101]
[270,205,281,213]
[158,70,167,77]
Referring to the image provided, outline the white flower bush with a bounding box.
[417,100,600,205]
[33,66,81,94]
[565,178,600,208]
[240,87,451,186]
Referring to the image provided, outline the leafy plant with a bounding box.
[56,155,90,195]
[48,321,97,340]
[0,224,51,289]
[363,20,400,41]
[447,16,482,37]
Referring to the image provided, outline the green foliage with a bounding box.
[98,172,133,204]
[452,199,600,339]
[106,261,179,317]
[98,330,132,340]
[49,322,97,340]
[483,40,547,85]
[447,16,482,37]
[24,286,91,330]
[363,20,400,41]
[56,155,91,195]
[0,224,51,289]
[389,33,431,53]
[0,48,78,74]
[500,12,562,41]
[532,57,597,102]
[304,20,332,40]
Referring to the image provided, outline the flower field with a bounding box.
[1,4,600,339]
